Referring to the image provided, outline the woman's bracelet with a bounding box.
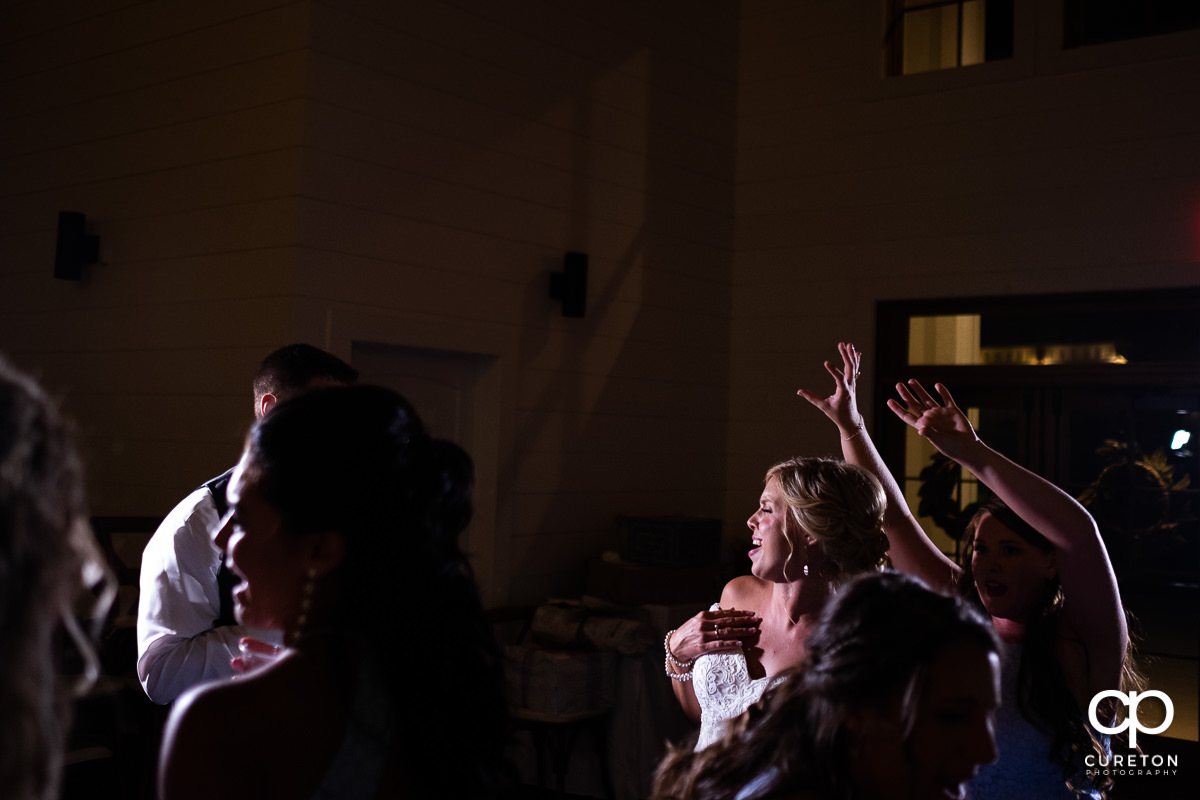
[664,629,694,670]
[841,425,865,442]
[665,653,693,682]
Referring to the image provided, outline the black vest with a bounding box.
[202,467,239,629]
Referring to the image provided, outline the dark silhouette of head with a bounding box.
[242,384,510,797]
[251,344,359,419]
[1,357,111,800]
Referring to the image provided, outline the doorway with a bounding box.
[351,341,502,606]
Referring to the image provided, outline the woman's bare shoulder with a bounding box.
[171,653,315,740]
[172,671,252,726]
[721,574,770,610]
[160,673,268,799]
[163,652,348,798]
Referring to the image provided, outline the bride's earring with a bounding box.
[290,566,318,645]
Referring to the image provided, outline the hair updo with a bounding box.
[765,456,890,582]
[246,385,473,579]
[244,383,511,797]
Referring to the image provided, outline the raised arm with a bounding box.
[798,343,960,593]
[890,380,1128,688]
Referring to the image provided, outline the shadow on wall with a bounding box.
[295,1,739,607]
[497,40,738,604]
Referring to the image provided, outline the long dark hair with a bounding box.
[247,384,512,798]
[958,497,1140,798]
[652,571,999,800]
[0,358,112,800]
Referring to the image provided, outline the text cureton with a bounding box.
[1085,755,1179,767]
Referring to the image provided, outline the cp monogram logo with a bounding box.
[1088,690,1174,749]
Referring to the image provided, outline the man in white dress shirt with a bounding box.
[136,344,358,704]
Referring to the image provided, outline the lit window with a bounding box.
[885,0,1014,76]
[906,313,1130,366]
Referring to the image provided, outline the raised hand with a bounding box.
[797,341,864,437]
[887,380,981,462]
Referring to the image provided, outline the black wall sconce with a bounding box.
[54,211,99,281]
[549,251,588,318]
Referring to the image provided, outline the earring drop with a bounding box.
[291,566,318,644]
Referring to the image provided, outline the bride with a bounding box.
[664,455,890,749]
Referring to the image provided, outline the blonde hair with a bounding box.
[1,357,113,800]
[765,456,889,583]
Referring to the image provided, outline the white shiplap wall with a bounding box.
[1,0,740,606]
[0,1,315,513]
[295,0,739,604]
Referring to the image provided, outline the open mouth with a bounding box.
[982,582,1008,596]
[749,537,762,557]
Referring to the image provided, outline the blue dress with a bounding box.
[970,640,1104,800]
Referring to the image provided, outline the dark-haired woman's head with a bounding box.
[960,497,1060,625]
[801,572,1000,800]
[654,572,999,800]
[1,357,110,800]
[212,384,512,796]
[213,384,475,643]
[751,457,889,585]
[958,499,1124,796]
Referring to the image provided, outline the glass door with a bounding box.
[874,288,1200,746]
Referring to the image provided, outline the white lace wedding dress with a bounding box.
[692,604,786,751]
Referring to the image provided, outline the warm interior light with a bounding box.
[908,315,982,365]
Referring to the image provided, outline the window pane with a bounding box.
[962,0,987,65]
[902,294,1200,368]
[887,0,1013,76]
[908,315,982,366]
[903,406,982,559]
[1069,394,1200,580]
[1065,0,1200,49]
[903,5,961,75]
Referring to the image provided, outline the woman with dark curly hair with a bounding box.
[800,342,1136,799]
[0,357,113,800]
[664,456,890,750]
[653,571,1000,800]
[158,384,513,799]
